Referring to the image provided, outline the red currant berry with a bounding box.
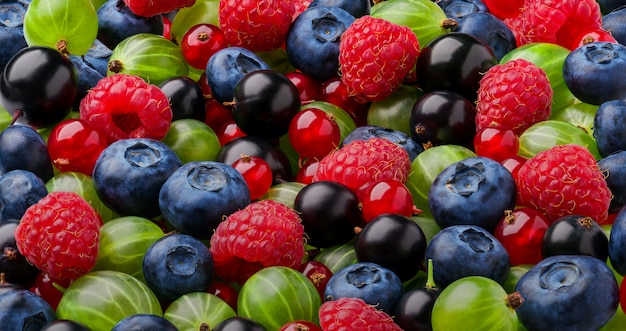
[473,126,519,162]
[162,14,172,40]
[47,118,108,175]
[288,108,341,159]
[207,281,239,312]
[280,320,323,331]
[204,99,234,132]
[493,207,550,266]
[181,23,229,70]
[299,260,333,301]
[295,158,319,185]
[284,71,320,104]
[483,0,525,19]
[571,28,618,50]
[319,77,369,125]
[231,155,273,200]
[217,120,246,146]
[501,155,527,181]
[30,272,72,311]
[358,178,416,223]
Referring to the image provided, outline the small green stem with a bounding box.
[51,282,67,293]
[425,258,437,289]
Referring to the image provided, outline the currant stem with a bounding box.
[425,258,437,289]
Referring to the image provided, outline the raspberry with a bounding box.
[209,199,305,284]
[516,144,611,224]
[79,74,172,145]
[318,297,402,331]
[516,0,602,49]
[313,137,411,194]
[338,16,420,103]
[218,0,295,52]
[123,0,196,18]
[15,192,101,281]
[475,59,553,135]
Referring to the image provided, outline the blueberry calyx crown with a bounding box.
[124,142,162,168]
[165,246,198,277]
[186,165,231,192]
[345,264,381,289]
[445,161,485,196]
[584,42,618,64]
[459,228,494,253]
[235,53,263,75]
[312,13,346,43]
[0,2,26,28]
[539,261,581,291]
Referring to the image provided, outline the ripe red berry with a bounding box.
[358,178,417,223]
[180,23,228,70]
[299,260,333,301]
[79,74,173,145]
[209,200,305,284]
[318,297,403,331]
[295,158,319,185]
[516,144,611,224]
[217,120,246,146]
[285,71,321,104]
[339,16,420,103]
[473,127,520,162]
[231,155,273,200]
[123,0,196,17]
[319,77,369,124]
[47,118,108,175]
[15,192,101,281]
[493,208,550,266]
[206,281,238,312]
[288,108,341,159]
[30,273,73,311]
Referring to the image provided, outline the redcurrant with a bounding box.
[319,77,369,125]
[206,281,239,312]
[288,108,341,159]
[493,207,550,266]
[231,155,273,200]
[358,178,416,223]
[47,118,108,175]
[299,260,333,301]
[284,71,321,104]
[30,272,72,311]
[180,23,229,70]
[217,120,246,146]
[295,158,319,185]
[204,99,234,133]
[280,320,323,331]
[473,126,519,162]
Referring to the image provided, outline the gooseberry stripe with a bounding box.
[314,242,358,274]
[164,292,237,329]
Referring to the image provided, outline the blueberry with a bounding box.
[92,138,182,218]
[111,313,178,331]
[0,125,53,182]
[81,39,112,77]
[563,41,626,105]
[454,12,516,61]
[286,6,355,82]
[69,54,105,110]
[341,125,423,161]
[97,0,164,50]
[158,161,250,240]
[308,0,370,18]
[609,207,626,275]
[206,47,271,104]
[0,169,47,223]
[425,225,510,288]
[0,289,56,330]
[515,255,619,331]
[436,0,488,23]
[143,233,214,303]
[428,156,516,232]
[593,99,626,157]
[598,151,626,213]
[602,7,626,45]
[324,261,403,314]
[0,1,28,72]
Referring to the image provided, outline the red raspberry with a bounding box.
[338,16,420,103]
[475,59,553,135]
[318,297,402,331]
[79,74,173,145]
[218,0,295,52]
[313,137,411,194]
[516,0,602,49]
[123,0,196,18]
[15,192,101,281]
[516,144,611,224]
[209,199,305,284]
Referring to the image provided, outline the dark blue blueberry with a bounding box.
[436,0,488,23]
[609,207,626,275]
[454,12,516,61]
[112,314,178,331]
[0,1,28,72]
[206,47,271,104]
[97,0,164,50]
[81,39,112,77]
[41,319,92,331]
[0,169,47,223]
[425,225,510,288]
[603,7,626,51]
[142,234,214,303]
[324,262,403,314]
[515,255,619,331]
[593,99,626,157]
[341,125,423,161]
[69,54,106,110]
[0,289,56,330]
[158,161,250,240]
[286,6,354,82]
[598,150,626,213]
[0,220,41,287]
[428,156,516,232]
[308,0,370,18]
[563,41,626,105]
[92,138,182,218]
[0,125,53,182]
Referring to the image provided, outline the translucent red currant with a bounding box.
[217,120,246,146]
[295,158,319,185]
[47,118,108,175]
[319,77,369,126]
[288,108,341,159]
[284,71,320,104]
[206,281,239,312]
[473,126,519,162]
[299,260,333,301]
[358,178,417,223]
[30,272,73,311]
[493,207,550,266]
[180,23,229,70]
[231,155,273,200]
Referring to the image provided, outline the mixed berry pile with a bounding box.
[1,0,626,330]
